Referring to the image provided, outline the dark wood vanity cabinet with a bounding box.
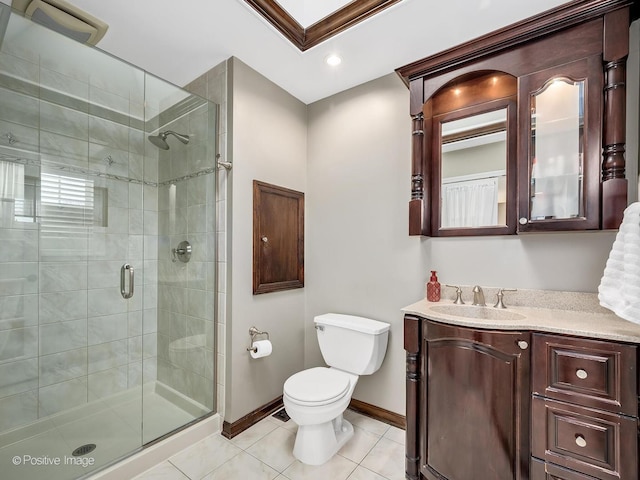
[405,316,531,480]
[404,316,640,480]
[530,333,638,480]
[397,0,634,236]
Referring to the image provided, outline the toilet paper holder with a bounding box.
[247,326,270,352]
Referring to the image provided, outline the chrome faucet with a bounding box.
[472,285,486,306]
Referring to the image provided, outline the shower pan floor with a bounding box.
[0,382,207,480]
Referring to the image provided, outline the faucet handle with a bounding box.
[494,288,517,309]
[445,285,465,305]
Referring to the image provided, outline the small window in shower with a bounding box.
[40,172,107,233]
[14,175,39,223]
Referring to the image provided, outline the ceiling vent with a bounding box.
[11,0,108,45]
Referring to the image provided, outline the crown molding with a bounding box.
[243,0,402,51]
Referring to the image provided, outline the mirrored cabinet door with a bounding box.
[518,56,602,232]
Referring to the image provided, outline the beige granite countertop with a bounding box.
[402,288,640,343]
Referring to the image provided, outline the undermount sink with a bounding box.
[430,304,526,321]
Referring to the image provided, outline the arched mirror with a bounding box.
[428,71,517,236]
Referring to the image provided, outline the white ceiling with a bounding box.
[3,0,574,104]
[276,0,354,28]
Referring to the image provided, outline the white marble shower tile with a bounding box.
[89,116,129,151]
[39,66,89,102]
[0,86,39,128]
[0,51,39,94]
[88,313,129,345]
[39,290,87,324]
[0,229,38,262]
[88,339,128,373]
[107,207,130,234]
[0,326,37,363]
[0,293,38,330]
[88,261,121,289]
[187,175,207,206]
[39,348,87,387]
[0,389,38,431]
[88,365,128,400]
[39,262,88,293]
[88,287,127,317]
[0,357,38,398]
[40,101,88,140]
[38,377,88,417]
[39,131,89,167]
[39,319,87,356]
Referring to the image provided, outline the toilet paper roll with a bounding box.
[250,339,272,359]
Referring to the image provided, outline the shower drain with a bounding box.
[72,444,97,457]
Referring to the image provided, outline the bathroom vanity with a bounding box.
[403,291,640,480]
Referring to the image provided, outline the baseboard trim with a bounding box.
[349,398,406,430]
[221,396,284,439]
[221,395,405,439]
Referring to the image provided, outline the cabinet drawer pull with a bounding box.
[575,435,587,448]
[517,340,528,350]
[576,368,588,380]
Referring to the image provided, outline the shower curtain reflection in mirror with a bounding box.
[0,160,24,227]
[441,176,499,228]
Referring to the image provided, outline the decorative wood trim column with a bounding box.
[602,6,630,229]
[409,112,424,236]
[404,315,422,480]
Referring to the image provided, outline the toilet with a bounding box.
[283,313,390,465]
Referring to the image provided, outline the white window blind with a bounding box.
[40,171,95,236]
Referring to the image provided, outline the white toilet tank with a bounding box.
[315,313,390,375]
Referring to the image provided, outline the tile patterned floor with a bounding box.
[133,409,405,480]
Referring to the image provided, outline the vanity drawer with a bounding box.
[532,333,637,415]
[531,457,601,480]
[531,397,637,480]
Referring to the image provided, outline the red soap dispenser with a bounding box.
[426,270,441,302]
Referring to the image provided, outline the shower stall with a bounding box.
[0,4,218,479]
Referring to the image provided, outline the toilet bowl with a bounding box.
[283,313,390,465]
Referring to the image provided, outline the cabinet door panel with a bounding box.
[517,56,602,232]
[531,397,637,480]
[422,321,530,480]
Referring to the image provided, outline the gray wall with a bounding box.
[226,58,307,423]
[306,72,626,415]
[200,19,640,421]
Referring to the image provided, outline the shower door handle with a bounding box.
[120,263,134,299]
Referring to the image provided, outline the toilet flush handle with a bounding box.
[315,325,324,331]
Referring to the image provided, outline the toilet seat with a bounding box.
[284,367,350,406]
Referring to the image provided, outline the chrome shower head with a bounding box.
[147,130,190,150]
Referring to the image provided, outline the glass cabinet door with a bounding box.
[518,57,602,232]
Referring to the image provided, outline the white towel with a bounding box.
[598,202,640,324]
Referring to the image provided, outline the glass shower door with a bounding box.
[0,6,145,478]
[0,5,217,478]
[143,73,216,443]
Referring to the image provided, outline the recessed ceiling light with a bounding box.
[325,54,342,66]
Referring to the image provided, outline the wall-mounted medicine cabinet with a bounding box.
[397,0,634,236]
